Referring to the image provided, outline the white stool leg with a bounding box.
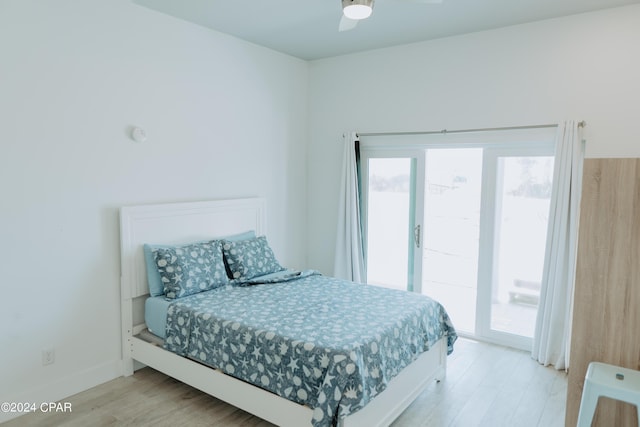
[577,384,599,427]
[636,404,640,427]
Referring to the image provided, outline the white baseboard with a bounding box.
[0,359,122,423]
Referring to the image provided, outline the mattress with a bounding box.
[162,272,457,427]
[144,296,172,339]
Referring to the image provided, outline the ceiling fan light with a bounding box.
[342,0,373,20]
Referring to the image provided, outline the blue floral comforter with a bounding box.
[164,272,457,427]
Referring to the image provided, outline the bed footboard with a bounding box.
[126,333,446,427]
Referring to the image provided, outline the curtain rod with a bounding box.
[357,121,586,138]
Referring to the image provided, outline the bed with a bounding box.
[120,198,457,427]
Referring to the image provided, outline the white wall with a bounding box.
[307,5,640,275]
[0,0,307,419]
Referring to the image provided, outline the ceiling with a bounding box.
[133,0,639,60]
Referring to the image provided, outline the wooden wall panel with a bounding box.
[566,158,640,426]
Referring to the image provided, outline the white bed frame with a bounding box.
[120,198,447,427]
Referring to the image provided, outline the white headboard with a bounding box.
[120,198,266,300]
[119,198,266,373]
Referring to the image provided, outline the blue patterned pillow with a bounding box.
[153,240,229,299]
[222,236,284,281]
[144,231,255,297]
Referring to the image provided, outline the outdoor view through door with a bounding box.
[361,134,555,350]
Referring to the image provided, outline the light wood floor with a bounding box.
[3,338,567,427]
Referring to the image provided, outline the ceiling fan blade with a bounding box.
[389,0,442,3]
[339,15,359,32]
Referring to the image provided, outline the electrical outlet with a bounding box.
[42,348,55,366]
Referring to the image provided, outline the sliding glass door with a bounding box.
[360,152,424,292]
[360,134,554,350]
[421,148,482,335]
[477,148,554,348]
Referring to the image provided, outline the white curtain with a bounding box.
[532,120,585,370]
[333,131,366,283]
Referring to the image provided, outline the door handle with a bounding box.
[414,224,421,248]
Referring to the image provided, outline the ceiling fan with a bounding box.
[339,0,443,32]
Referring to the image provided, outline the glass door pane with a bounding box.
[421,149,482,334]
[490,156,554,338]
[365,157,416,291]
